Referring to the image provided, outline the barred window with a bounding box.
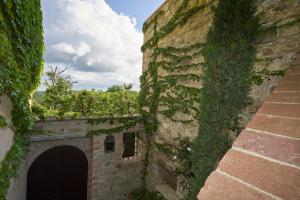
[122,132,138,159]
[104,135,115,153]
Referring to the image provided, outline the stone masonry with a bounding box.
[6,117,145,200]
[143,0,300,199]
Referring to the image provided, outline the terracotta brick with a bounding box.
[265,92,300,103]
[287,66,300,74]
[280,74,300,83]
[218,150,300,200]
[292,55,300,66]
[257,102,300,118]
[274,83,300,92]
[247,114,300,138]
[198,171,273,200]
[234,130,300,166]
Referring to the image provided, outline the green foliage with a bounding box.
[187,0,260,198]
[32,68,140,120]
[106,83,133,92]
[155,138,192,178]
[31,103,46,120]
[107,85,125,92]
[33,89,140,120]
[175,138,192,178]
[131,189,165,200]
[154,142,173,156]
[139,0,209,191]
[87,116,141,136]
[95,90,139,116]
[0,0,44,199]
[141,0,212,52]
[251,68,286,85]
[73,90,96,116]
[0,115,7,128]
[43,66,74,118]
[63,111,80,119]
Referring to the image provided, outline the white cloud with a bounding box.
[51,42,91,57]
[41,0,143,90]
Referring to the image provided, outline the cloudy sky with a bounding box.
[40,0,164,91]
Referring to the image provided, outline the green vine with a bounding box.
[251,68,286,85]
[141,0,213,52]
[139,0,286,199]
[187,0,260,199]
[154,142,173,156]
[142,10,164,33]
[139,13,160,192]
[139,0,212,195]
[174,138,192,178]
[0,115,7,128]
[155,138,192,178]
[87,116,141,136]
[0,0,44,199]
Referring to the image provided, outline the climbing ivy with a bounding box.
[0,115,7,128]
[86,116,141,136]
[141,0,212,52]
[187,0,260,199]
[132,189,165,200]
[251,68,286,85]
[139,0,285,199]
[155,138,192,178]
[138,0,212,195]
[0,0,44,199]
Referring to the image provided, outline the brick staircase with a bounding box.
[197,56,300,200]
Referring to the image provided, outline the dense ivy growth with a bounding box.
[0,115,7,128]
[132,189,165,200]
[155,138,192,178]
[0,0,44,199]
[139,0,212,195]
[87,115,141,136]
[187,0,260,198]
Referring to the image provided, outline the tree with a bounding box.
[107,85,124,92]
[43,66,75,118]
[79,90,138,117]
[123,83,133,90]
[107,83,133,92]
[32,71,139,119]
[73,90,96,116]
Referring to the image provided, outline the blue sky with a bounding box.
[39,0,164,91]
[106,0,164,30]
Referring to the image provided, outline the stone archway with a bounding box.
[26,145,88,200]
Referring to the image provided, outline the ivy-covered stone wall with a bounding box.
[0,95,13,161]
[0,0,44,199]
[142,1,216,199]
[250,0,300,113]
[142,0,300,199]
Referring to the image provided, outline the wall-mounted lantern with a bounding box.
[104,135,115,153]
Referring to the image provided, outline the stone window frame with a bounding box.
[122,132,139,160]
[104,135,115,153]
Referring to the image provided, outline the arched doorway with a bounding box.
[27,145,88,200]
